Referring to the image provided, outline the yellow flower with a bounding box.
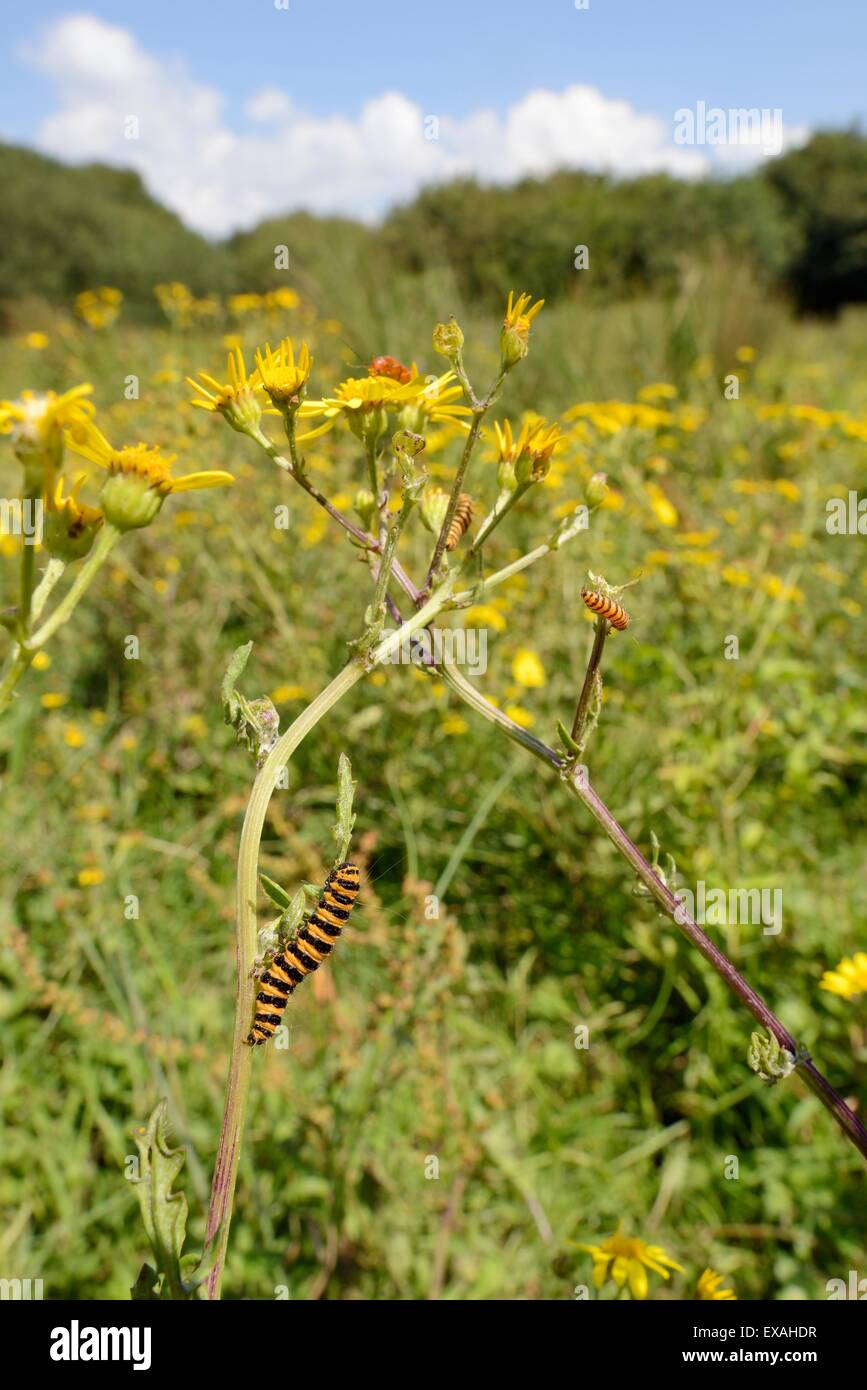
[77,867,105,887]
[271,684,308,702]
[505,703,535,728]
[22,331,49,350]
[463,603,508,633]
[254,337,313,412]
[494,417,561,487]
[735,345,756,363]
[0,384,94,489]
[75,287,123,330]
[265,286,300,311]
[301,370,462,446]
[44,474,104,561]
[41,691,68,709]
[67,420,233,531]
[440,714,469,735]
[722,566,752,587]
[501,290,544,368]
[820,952,867,1000]
[637,382,678,402]
[512,648,546,688]
[645,482,678,528]
[63,724,87,749]
[698,1268,737,1301]
[187,346,267,435]
[576,1230,684,1299]
[32,651,51,671]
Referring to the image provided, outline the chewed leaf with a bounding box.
[130,1099,193,1300]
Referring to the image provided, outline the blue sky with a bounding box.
[2,2,863,233]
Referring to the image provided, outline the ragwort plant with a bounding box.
[189,293,867,1298]
[3,292,865,1300]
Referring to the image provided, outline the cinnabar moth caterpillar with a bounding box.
[245,862,360,1046]
[446,494,474,551]
[580,587,630,631]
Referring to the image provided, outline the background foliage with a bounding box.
[0,138,866,1300]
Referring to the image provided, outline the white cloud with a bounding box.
[21,14,807,237]
[246,88,294,125]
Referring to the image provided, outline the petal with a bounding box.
[611,1256,628,1288]
[628,1261,648,1300]
[169,470,235,493]
[296,419,336,442]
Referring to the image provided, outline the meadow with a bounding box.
[1,259,866,1301]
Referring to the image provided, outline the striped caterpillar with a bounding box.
[446,494,474,551]
[581,587,630,631]
[245,862,360,1045]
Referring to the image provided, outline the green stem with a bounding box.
[28,524,122,651]
[0,556,71,715]
[422,366,508,596]
[365,439,380,503]
[254,430,421,606]
[30,557,66,624]
[204,583,452,1298]
[0,648,34,716]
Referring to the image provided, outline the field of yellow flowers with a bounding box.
[0,276,865,1299]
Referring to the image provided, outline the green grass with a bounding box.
[0,284,865,1300]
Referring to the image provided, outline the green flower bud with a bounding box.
[433,316,465,361]
[585,472,608,508]
[100,472,164,531]
[354,488,378,532]
[420,486,450,536]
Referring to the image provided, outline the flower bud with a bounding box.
[353,488,378,532]
[420,486,450,536]
[433,317,465,361]
[44,477,104,561]
[500,291,544,372]
[585,471,608,509]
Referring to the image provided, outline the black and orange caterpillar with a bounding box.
[580,587,630,631]
[369,355,412,385]
[245,862,360,1045]
[446,494,474,551]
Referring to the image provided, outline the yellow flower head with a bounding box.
[66,419,233,531]
[494,417,561,487]
[44,473,105,561]
[820,951,867,1000]
[501,290,544,368]
[300,369,461,448]
[187,346,266,436]
[253,337,312,412]
[697,1268,737,1301]
[0,384,94,488]
[74,287,123,330]
[576,1230,684,1299]
[512,648,546,688]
